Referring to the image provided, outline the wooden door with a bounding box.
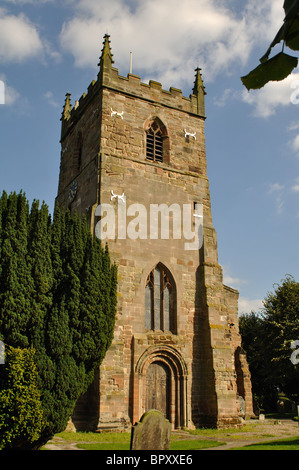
[146,362,170,419]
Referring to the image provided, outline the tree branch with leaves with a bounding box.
[241,0,299,90]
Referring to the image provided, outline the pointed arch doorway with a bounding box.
[133,345,188,429]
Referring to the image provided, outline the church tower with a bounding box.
[56,35,253,430]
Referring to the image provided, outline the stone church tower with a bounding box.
[56,34,253,430]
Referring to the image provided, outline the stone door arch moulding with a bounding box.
[133,345,189,429]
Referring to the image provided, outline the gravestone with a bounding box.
[130,410,171,450]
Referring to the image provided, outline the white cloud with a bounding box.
[287,120,299,156]
[242,72,299,118]
[291,177,299,192]
[268,182,285,194]
[223,268,263,314]
[214,88,240,107]
[59,0,285,89]
[0,10,43,62]
[223,266,247,289]
[44,40,62,64]
[275,196,284,214]
[292,134,299,153]
[5,83,19,106]
[288,122,299,132]
[238,297,263,314]
[267,182,285,214]
[0,74,20,106]
[223,268,265,316]
[44,91,60,108]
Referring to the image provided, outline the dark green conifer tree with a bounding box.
[27,200,53,349]
[0,193,117,449]
[0,192,32,347]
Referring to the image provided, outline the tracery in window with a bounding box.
[145,263,176,333]
[146,119,169,163]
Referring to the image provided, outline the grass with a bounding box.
[76,440,224,451]
[187,423,257,437]
[170,440,224,450]
[56,431,131,444]
[76,442,130,450]
[233,436,299,450]
[53,431,224,451]
[54,431,132,450]
[47,419,299,451]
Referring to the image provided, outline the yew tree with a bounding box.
[0,191,117,449]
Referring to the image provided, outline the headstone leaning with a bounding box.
[130,410,171,450]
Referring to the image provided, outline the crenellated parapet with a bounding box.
[61,34,206,141]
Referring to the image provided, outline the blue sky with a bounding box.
[1,0,299,314]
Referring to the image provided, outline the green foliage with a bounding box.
[241,52,298,91]
[239,312,277,411]
[0,191,117,449]
[241,1,299,90]
[0,346,44,450]
[235,436,299,451]
[240,275,299,410]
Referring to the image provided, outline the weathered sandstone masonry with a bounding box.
[57,35,254,431]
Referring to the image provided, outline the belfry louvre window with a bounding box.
[145,263,176,333]
[146,120,167,162]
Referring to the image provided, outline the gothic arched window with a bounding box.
[145,263,176,333]
[146,119,169,163]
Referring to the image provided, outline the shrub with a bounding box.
[0,346,44,449]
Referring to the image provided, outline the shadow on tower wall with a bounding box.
[192,245,218,428]
[71,368,100,431]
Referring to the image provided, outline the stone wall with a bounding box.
[56,34,254,431]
